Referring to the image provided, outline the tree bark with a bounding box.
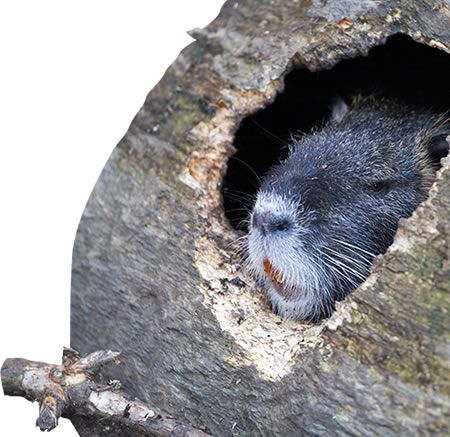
[71,0,450,435]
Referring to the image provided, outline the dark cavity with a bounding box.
[222,34,450,230]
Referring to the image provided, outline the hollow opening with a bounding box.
[222,34,450,231]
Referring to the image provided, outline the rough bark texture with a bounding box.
[71,1,450,435]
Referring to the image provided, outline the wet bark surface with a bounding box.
[71,1,450,435]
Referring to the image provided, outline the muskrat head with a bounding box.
[246,97,449,322]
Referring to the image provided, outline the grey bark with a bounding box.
[71,1,450,436]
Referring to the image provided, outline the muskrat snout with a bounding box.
[251,210,293,235]
[244,96,449,322]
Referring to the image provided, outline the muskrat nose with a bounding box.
[251,211,292,235]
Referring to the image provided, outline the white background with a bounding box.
[0,1,223,435]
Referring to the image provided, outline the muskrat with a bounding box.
[245,96,449,322]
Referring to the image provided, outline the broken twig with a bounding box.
[1,348,210,436]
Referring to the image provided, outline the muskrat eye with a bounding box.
[368,182,384,192]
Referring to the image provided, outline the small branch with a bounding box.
[1,348,210,436]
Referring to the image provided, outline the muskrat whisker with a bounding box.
[319,250,367,282]
[323,246,372,269]
[225,239,249,260]
[222,191,256,203]
[224,207,252,215]
[317,257,359,288]
[331,238,377,259]
[223,234,248,250]
[229,156,262,185]
[248,116,289,148]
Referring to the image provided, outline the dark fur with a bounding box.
[247,97,449,321]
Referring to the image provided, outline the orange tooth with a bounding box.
[263,259,284,284]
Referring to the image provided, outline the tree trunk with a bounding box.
[71,0,450,435]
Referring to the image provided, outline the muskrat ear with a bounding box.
[426,118,450,167]
[329,98,349,124]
